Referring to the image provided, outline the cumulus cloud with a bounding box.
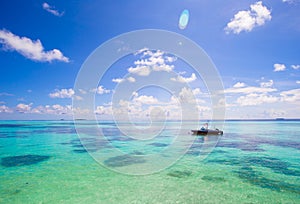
[32,104,72,115]
[260,79,273,88]
[273,63,286,72]
[192,88,202,95]
[16,103,32,113]
[178,87,198,104]
[225,85,277,94]
[282,0,297,4]
[236,93,278,106]
[96,86,110,94]
[133,95,159,105]
[95,105,112,115]
[296,80,300,84]
[0,105,13,113]
[225,1,271,34]
[112,78,125,83]
[128,66,151,76]
[112,77,136,83]
[127,77,136,83]
[291,64,300,70]
[170,73,197,83]
[94,86,110,95]
[0,29,69,62]
[42,2,64,17]
[128,48,176,76]
[233,82,246,88]
[49,88,74,98]
[280,88,300,103]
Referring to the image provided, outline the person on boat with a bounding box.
[200,123,208,131]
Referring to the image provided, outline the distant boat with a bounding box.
[191,123,223,135]
[191,129,223,136]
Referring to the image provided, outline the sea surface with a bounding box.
[0,120,299,203]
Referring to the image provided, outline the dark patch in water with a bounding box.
[223,133,300,151]
[104,154,146,167]
[61,137,110,153]
[72,144,85,148]
[32,126,77,134]
[216,141,265,152]
[0,133,28,139]
[236,166,300,194]
[73,149,88,153]
[102,128,123,136]
[201,176,226,182]
[1,155,50,167]
[245,157,300,176]
[0,124,29,128]
[106,135,134,142]
[73,148,98,153]
[207,155,300,193]
[149,142,168,147]
[167,170,192,178]
[206,156,300,176]
[131,151,145,155]
[13,189,21,194]
[212,149,228,154]
[206,158,241,166]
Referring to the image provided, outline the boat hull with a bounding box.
[191,129,223,136]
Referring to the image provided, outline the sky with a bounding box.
[0,0,299,120]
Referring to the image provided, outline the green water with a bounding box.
[0,121,299,203]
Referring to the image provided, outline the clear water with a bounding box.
[0,120,299,203]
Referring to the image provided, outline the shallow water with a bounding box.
[0,120,299,203]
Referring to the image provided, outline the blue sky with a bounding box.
[0,0,299,120]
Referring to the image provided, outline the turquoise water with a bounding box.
[0,120,299,203]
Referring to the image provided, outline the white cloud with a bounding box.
[225,1,271,34]
[296,80,300,84]
[49,88,74,98]
[78,89,87,94]
[95,105,112,115]
[112,78,125,83]
[127,77,136,83]
[0,92,14,96]
[112,77,136,83]
[95,86,110,95]
[192,88,202,95]
[178,87,197,104]
[16,103,32,113]
[236,93,278,106]
[73,95,83,101]
[133,95,159,105]
[153,64,174,72]
[128,66,151,76]
[42,2,64,17]
[31,104,72,115]
[233,82,246,88]
[128,48,176,76]
[170,73,197,83]
[291,64,300,70]
[0,29,69,62]
[132,91,139,97]
[280,88,300,103]
[260,79,273,88]
[225,86,276,94]
[273,63,286,72]
[282,0,297,4]
[0,105,13,113]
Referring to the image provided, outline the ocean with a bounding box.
[0,120,299,203]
